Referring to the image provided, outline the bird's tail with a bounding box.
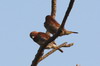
[64,30,78,35]
[47,42,63,53]
[70,31,78,34]
[58,48,63,53]
[52,44,63,53]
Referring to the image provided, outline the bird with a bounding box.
[30,31,63,53]
[44,15,78,36]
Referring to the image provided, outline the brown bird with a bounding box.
[30,31,63,53]
[44,15,78,36]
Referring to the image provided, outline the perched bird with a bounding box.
[30,31,63,53]
[44,15,78,36]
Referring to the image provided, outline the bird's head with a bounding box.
[45,15,52,20]
[30,31,39,39]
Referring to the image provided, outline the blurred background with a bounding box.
[0,0,100,66]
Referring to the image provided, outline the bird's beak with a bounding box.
[31,36,35,38]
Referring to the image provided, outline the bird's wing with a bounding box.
[39,32,50,41]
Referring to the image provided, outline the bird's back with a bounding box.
[44,15,60,34]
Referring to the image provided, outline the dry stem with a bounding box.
[38,43,74,62]
[51,0,56,18]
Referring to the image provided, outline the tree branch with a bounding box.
[31,0,75,66]
[51,0,56,18]
[61,0,75,27]
[38,43,74,62]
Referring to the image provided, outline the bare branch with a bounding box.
[31,0,75,66]
[38,43,74,62]
[61,0,75,28]
[51,0,56,18]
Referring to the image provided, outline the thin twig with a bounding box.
[61,0,75,27]
[31,0,75,66]
[38,43,74,62]
[51,0,56,18]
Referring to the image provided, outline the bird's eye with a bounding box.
[32,36,35,38]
